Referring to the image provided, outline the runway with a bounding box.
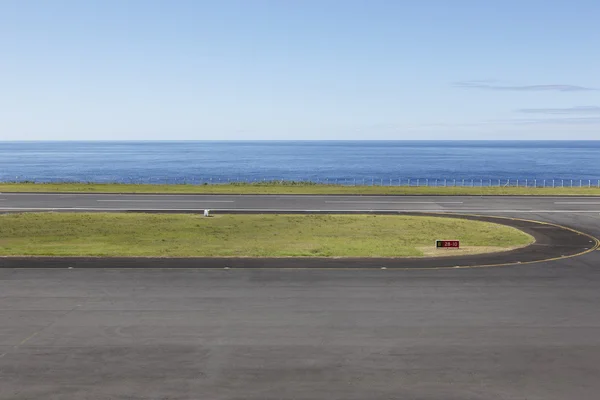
[2,192,600,213]
[1,194,600,399]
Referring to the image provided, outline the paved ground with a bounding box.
[1,197,600,399]
[1,193,600,213]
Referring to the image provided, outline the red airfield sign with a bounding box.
[436,240,460,248]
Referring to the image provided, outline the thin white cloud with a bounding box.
[455,81,596,92]
[517,106,600,114]
[512,117,600,125]
[422,117,600,128]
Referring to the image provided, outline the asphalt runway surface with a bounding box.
[1,194,600,399]
[2,192,600,214]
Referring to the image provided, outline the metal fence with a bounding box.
[1,176,600,188]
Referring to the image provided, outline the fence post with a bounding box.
[534,179,536,187]
[462,179,465,186]
[426,179,429,187]
[525,179,528,187]
[417,179,420,187]
[517,179,519,187]
[453,179,456,187]
[589,180,591,188]
[571,179,573,187]
[444,179,447,187]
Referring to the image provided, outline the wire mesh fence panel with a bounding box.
[1,176,599,188]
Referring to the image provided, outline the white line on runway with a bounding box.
[2,193,600,199]
[96,200,235,203]
[554,202,600,205]
[0,193,236,197]
[325,201,463,204]
[1,207,600,213]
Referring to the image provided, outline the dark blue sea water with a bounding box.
[1,141,599,185]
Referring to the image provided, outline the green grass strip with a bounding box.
[0,213,533,257]
[1,182,600,195]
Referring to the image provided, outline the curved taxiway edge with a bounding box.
[0,212,597,269]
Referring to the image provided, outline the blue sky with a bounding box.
[1,0,599,140]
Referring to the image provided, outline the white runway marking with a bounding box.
[1,207,600,213]
[554,202,600,205]
[0,193,236,197]
[96,200,235,203]
[325,201,464,204]
[2,193,600,200]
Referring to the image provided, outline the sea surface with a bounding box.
[1,141,599,185]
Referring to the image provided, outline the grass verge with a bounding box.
[0,213,533,257]
[1,182,599,195]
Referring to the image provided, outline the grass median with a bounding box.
[1,182,600,195]
[0,213,533,257]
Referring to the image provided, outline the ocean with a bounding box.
[1,141,599,185]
